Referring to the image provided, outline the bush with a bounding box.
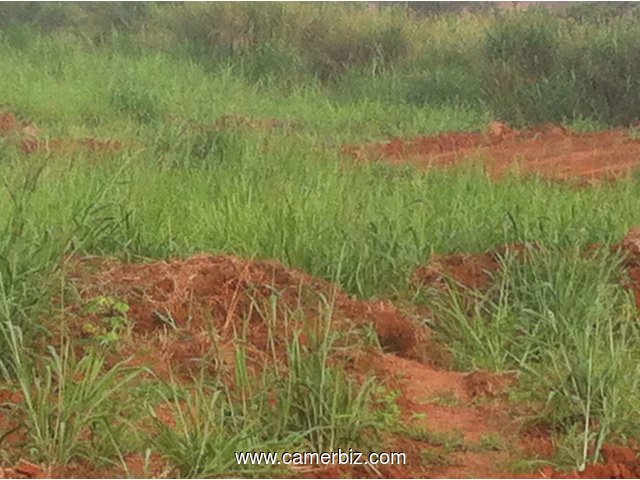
[405,66,483,108]
[564,2,640,23]
[0,2,154,43]
[477,10,640,126]
[485,10,559,80]
[300,12,409,81]
[566,24,640,125]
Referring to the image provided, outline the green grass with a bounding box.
[431,245,640,469]
[3,326,142,467]
[146,304,381,478]
[1,9,640,476]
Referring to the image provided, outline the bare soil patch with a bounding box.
[0,111,123,155]
[64,253,430,378]
[343,122,640,183]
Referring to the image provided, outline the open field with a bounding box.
[1,3,640,478]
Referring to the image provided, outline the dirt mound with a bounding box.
[413,252,501,291]
[413,232,640,310]
[0,110,123,155]
[0,388,23,460]
[412,243,529,292]
[617,226,640,309]
[462,370,517,399]
[541,444,640,478]
[343,122,640,182]
[67,254,427,375]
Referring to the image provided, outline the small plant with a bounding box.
[81,295,130,346]
[372,384,402,428]
[476,433,507,452]
[422,391,461,408]
[420,447,453,467]
[275,329,378,452]
[5,326,142,466]
[397,422,465,452]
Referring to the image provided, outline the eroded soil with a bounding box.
[61,253,432,381]
[2,240,640,478]
[343,122,640,183]
[2,114,640,476]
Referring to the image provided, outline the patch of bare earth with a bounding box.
[6,227,640,477]
[61,253,432,380]
[343,122,640,183]
[0,111,123,155]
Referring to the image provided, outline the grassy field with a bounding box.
[2,3,640,478]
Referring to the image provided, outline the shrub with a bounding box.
[478,11,640,126]
[301,12,409,81]
[485,11,559,80]
[565,23,640,125]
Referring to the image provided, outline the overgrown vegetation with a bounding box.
[1,2,640,477]
[2,2,640,125]
[430,245,640,470]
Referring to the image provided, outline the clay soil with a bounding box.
[343,122,640,183]
[2,114,640,477]
[3,242,639,478]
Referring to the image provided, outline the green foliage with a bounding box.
[0,2,154,42]
[485,11,559,80]
[81,296,130,346]
[432,245,640,469]
[478,10,640,125]
[2,2,640,125]
[405,67,483,108]
[275,331,377,452]
[149,380,282,478]
[6,332,141,466]
[563,2,640,23]
[303,20,409,81]
[2,6,640,471]
[566,24,640,125]
[109,81,162,124]
[150,308,380,476]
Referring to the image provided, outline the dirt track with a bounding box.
[344,122,640,183]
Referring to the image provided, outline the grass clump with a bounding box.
[149,305,383,477]
[149,380,284,478]
[4,328,142,467]
[432,244,640,469]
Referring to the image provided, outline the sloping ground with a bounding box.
[3,240,640,477]
[373,354,523,478]
[61,253,430,381]
[343,123,640,183]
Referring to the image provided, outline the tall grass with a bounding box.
[149,305,379,477]
[1,4,640,472]
[4,323,142,466]
[430,245,640,469]
[3,3,640,125]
